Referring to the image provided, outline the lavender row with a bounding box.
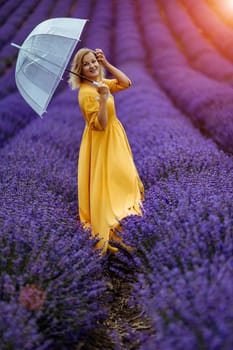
[118,85,233,348]
[0,93,37,148]
[121,166,233,349]
[0,0,22,23]
[113,61,229,190]
[103,0,230,187]
[0,0,51,75]
[72,0,114,60]
[0,0,38,49]
[181,0,233,61]
[0,2,116,347]
[111,0,145,65]
[47,0,73,18]
[137,0,233,153]
[113,64,233,350]
[0,77,76,149]
[160,0,233,85]
[0,97,110,348]
[109,4,233,347]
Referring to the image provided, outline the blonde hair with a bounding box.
[68,48,105,90]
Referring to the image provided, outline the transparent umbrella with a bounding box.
[11,17,91,117]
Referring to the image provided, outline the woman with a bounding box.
[69,48,144,253]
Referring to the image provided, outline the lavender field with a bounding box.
[1,0,233,349]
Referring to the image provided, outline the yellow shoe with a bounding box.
[109,230,134,252]
[118,241,135,252]
[107,244,119,254]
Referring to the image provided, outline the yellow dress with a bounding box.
[77,78,144,250]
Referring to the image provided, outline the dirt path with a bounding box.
[103,272,153,350]
[76,250,153,350]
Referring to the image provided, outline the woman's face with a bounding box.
[81,52,100,81]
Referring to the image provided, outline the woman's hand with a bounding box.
[95,48,107,66]
[97,83,109,100]
[95,48,131,88]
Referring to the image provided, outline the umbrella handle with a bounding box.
[67,69,99,86]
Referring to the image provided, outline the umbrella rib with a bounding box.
[13,43,66,71]
[16,58,60,115]
[12,42,98,86]
[16,77,47,115]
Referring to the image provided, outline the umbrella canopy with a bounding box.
[11,17,88,117]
